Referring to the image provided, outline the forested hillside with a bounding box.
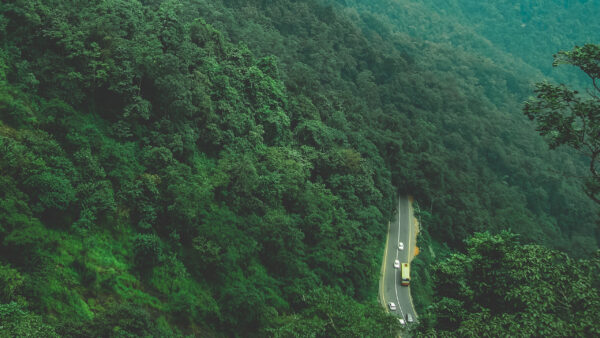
[208,0,598,255]
[334,0,600,87]
[0,0,598,336]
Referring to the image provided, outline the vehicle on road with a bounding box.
[394,259,400,268]
[401,263,410,286]
[398,242,404,250]
[388,302,397,311]
[406,313,414,323]
[398,318,405,325]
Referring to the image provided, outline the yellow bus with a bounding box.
[401,263,410,286]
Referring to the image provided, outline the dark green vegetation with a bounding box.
[415,44,600,336]
[0,0,598,336]
[418,231,600,336]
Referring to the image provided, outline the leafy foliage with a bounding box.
[417,232,600,336]
[0,302,58,337]
[525,44,600,204]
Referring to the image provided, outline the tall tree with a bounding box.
[524,44,600,204]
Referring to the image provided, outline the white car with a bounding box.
[398,242,404,250]
[394,259,400,268]
[398,318,406,325]
[388,302,397,311]
[406,313,414,323]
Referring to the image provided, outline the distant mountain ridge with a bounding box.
[330,0,600,87]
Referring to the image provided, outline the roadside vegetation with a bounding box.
[417,231,600,336]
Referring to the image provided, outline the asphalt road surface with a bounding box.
[381,196,417,324]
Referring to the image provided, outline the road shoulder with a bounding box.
[379,220,391,311]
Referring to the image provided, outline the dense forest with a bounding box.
[0,0,598,336]
[334,0,600,86]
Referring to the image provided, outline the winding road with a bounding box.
[380,196,418,324]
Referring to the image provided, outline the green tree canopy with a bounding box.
[419,232,600,336]
[525,44,600,204]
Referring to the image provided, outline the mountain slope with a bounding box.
[0,0,598,336]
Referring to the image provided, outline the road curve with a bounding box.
[380,196,418,324]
